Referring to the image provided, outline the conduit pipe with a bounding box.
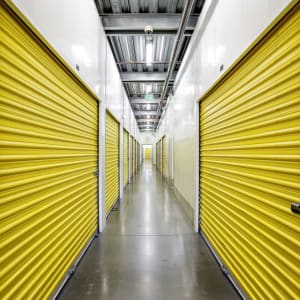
[156,0,197,129]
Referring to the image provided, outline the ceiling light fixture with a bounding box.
[146,84,151,93]
[146,42,153,66]
[146,104,151,110]
[145,25,153,67]
[147,115,150,119]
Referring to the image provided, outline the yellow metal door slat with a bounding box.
[105,112,119,214]
[0,3,98,299]
[199,4,300,299]
[123,129,129,186]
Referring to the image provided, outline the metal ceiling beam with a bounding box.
[137,119,159,123]
[136,118,159,123]
[129,93,161,97]
[136,114,159,119]
[102,14,197,36]
[134,111,159,116]
[138,124,158,127]
[117,61,182,65]
[121,72,176,83]
[106,30,194,36]
[130,98,160,104]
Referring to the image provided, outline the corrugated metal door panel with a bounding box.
[105,111,119,214]
[0,4,98,300]
[162,136,167,178]
[123,129,129,186]
[200,4,300,299]
[145,148,151,160]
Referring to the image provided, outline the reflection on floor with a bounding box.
[58,161,240,300]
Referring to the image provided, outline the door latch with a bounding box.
[291,202,300,214]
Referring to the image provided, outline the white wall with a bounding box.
[140,133,156,145]
[12,0,140,140]
[156,0,291,216]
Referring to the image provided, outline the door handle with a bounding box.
[291,203,300,214]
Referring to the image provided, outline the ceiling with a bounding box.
[95,0,204,132]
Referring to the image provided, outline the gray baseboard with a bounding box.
[168,177,174,187]
[173,186,194,225]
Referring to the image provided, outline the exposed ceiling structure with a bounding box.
[95,0,204,132]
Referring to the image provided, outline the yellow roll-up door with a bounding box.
[162,136,168,179]
[123,129,129,187]
[0,3,98,299]
[105,111,119,214]
[145,148,151,160]
[199,4,300,299]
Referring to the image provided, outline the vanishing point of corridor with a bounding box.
[58,163,239,300]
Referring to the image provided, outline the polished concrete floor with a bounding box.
[58,162,240,300]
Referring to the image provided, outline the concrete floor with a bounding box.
[58,162,240,300]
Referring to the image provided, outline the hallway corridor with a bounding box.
[58,163,239,300]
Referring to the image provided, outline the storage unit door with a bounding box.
[0,4,98,299]
[145,148,151,160]
[105,112,119,214]
[162,136,168,178]
[199,5,300,299]
[123,129,129,187]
